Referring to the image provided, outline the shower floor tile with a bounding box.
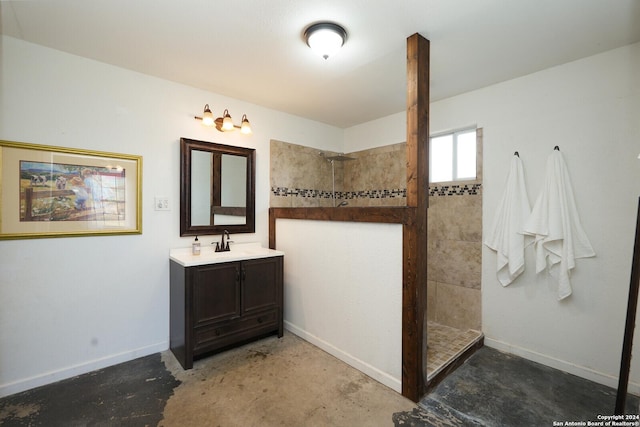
[427,322,483,380]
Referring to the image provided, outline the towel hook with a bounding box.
[514,151,519,157]
[554,146,560,151]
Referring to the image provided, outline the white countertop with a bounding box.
[169,242,284,267]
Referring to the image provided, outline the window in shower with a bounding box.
[429,128,477,183]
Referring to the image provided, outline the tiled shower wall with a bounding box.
[270,133,482,331]
[270,140,406,207]
[427,129,483,331]
[270,140,339,207]
[342,143,406,207]
[427,188,482,330]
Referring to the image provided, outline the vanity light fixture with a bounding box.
[221,110,234,131]
[194,105,252,134]
[239,115,252,135]
[201,104,214,127]
[304,22,347,60]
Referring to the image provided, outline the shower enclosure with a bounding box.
[424,129,484,387]
[319,152,354,207]
[270,138,483,397]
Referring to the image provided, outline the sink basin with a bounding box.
[170,243,284,267]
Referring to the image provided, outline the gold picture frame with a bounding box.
[0,140,142,240]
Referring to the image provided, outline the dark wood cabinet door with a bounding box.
[242,257,281,314]
[193,262,240,327]
[171,256,283,370]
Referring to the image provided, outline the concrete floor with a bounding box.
[402,346,640,426]
[1,334,638,426]
[0,351,179,426]
[0,332,415,426]
[161,332,415,426]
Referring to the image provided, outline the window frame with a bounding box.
[429,127,478,184]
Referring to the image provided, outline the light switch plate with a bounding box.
[154,196,170,211]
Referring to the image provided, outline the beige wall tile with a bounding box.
[428,194,482,242]
[427,239,438,282]
[271,140,409,208]
[344,143,406,194]
[427,280,437,322]
[271,139,343,207]
[270,195,292,208]
[435,283,481,330]
[429,240,481,289]
[427,196,445,241]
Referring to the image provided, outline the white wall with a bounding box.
[343,111,406,152]
[276,219,404,392]
[344,42,640,392]
[0,35,343,397]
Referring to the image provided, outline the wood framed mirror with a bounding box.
[180,137,255,236]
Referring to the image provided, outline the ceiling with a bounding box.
[2,1,640,128]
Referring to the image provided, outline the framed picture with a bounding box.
[0,140,142,240]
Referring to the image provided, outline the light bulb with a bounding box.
[202,104,214,127]
[221,110,234,131]
[240,115,252,134]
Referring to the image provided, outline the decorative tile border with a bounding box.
[342,189,406,200]
[429,183,482,197]
[272,184,482,200]
[271,187,334,199]
[271,186,406,200]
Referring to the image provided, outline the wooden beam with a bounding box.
[269,206,414,247]
[269,208,277,249]
[615,197,640,414]
[269,207,410,224]
[403,33,430,401]
[269,33,431,404]
[406,34,430,210]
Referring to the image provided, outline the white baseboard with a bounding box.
[284,321,402,393]
[0,341,168,398]
[485,337,640,396]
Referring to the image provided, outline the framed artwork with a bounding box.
[0,140,142,239]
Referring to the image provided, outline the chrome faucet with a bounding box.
[215,230,231,252]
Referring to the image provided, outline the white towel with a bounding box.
[484,155,532,286]
[522,150,595,300]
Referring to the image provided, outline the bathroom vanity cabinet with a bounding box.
[169,252,283,369]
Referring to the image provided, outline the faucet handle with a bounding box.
[213,242,221,252]
[225,240,234,251]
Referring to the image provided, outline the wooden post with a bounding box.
[24,187,33,221]
[615,197,640,414]
[403,33,429,401]
[269,208,276,249]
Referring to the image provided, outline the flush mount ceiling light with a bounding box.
[304,22,347,60]
[194,105,252,134]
